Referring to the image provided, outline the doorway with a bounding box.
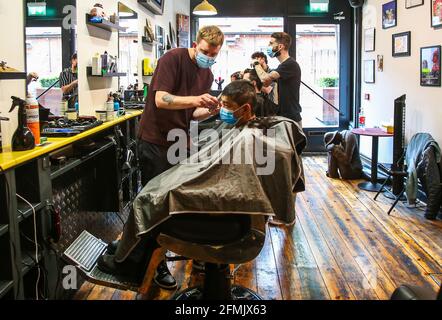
[287,17,351,152]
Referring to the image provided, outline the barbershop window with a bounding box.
[198,17,284,90]
[26,27,63,111]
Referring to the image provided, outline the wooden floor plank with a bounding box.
[298,196,380,300]
[86,285,115,300]
[309,157,439,293]
[300,191,395,300]
[111,289,137,300]
[234,261,258,294]
[346,179,442,267]
[73,281,95,300]
[296,206,355,300]
[270,223,330,300]
[303,162,422,294]
[254,227,283,300]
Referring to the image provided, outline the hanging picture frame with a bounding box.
[420,45,441,86]
[364,28,376,52]
[377,55,384,72]
[405,0,424,8]
[431,0,442,28]
[392,31,411,57]
[155,25,165,59]
[364,60,375,83]
[382,0,397,29]
[176,14,190,48]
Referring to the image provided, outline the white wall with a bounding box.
[361,0,442,163]
[0,0,26,149]
[78,0,190,116]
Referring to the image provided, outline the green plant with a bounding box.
[40,76,60,88]
[319,77,339,88]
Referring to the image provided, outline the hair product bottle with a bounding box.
[26,94,40,145]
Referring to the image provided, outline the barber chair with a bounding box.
[391,283,442,300]
[64,213,266,300]
[159,213,266,300]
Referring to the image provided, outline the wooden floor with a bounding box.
[74,155,442,300]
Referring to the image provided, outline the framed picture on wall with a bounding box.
[155,25,165,59]
[420,45,441,86]
[382,1,397,29]
[431,0,442,28]
[377,55,384,72]
[364,60,375,83]
[406,0,424,9]
[364,28,376,52]
[392,31,411,57]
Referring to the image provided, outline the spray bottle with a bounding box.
[26,94,40,145]
[9,96,35,151]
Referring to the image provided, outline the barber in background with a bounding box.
[251,51,278,105]
[253,32,302,128]
[59,53,78,108]
[97,26,224,290]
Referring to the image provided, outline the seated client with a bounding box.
[97,80,306,282]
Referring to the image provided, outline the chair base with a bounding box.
[358,181,384,192]
[173,286,262,301]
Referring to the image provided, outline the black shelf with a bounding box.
[17,202,45,223]
[86,66,126,78]
[0,224,8,237]
[51,140,116,180]
[0,72,27,80]
[86,14,127,32]
[0,280,14,299]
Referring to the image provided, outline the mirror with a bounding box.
[118,2,139,91]
[25,0,78,116]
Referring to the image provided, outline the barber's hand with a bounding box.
[250,59,260,68]
[208,105,221,115]
[193,94,219,109]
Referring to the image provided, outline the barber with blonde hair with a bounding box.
[98,25,225,289]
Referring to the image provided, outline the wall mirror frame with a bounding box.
[24,0,78,115]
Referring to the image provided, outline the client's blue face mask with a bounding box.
[196,51,217,69]
[220,105,247,125]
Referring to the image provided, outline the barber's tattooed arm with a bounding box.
[156,91,219,110]
[162,94,176,106]
[254,64,280,87]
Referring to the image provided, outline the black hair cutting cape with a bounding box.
[115,117,306,261]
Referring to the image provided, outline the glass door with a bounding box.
[287,18,350,152]
[296,24,340,127]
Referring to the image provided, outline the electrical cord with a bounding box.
[16,193,40,300]
[45,243,62,300]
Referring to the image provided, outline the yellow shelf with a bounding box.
[0,111,142,171]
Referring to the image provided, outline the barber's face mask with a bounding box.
[220,104,247,125]
[267,45,281,58]
[196,51,217,69]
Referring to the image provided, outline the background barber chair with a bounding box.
[391,283,441,300]
[158,213,267,300]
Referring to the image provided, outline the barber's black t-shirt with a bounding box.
[275,57,302,122]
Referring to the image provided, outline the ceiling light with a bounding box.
[193,0,217,16]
